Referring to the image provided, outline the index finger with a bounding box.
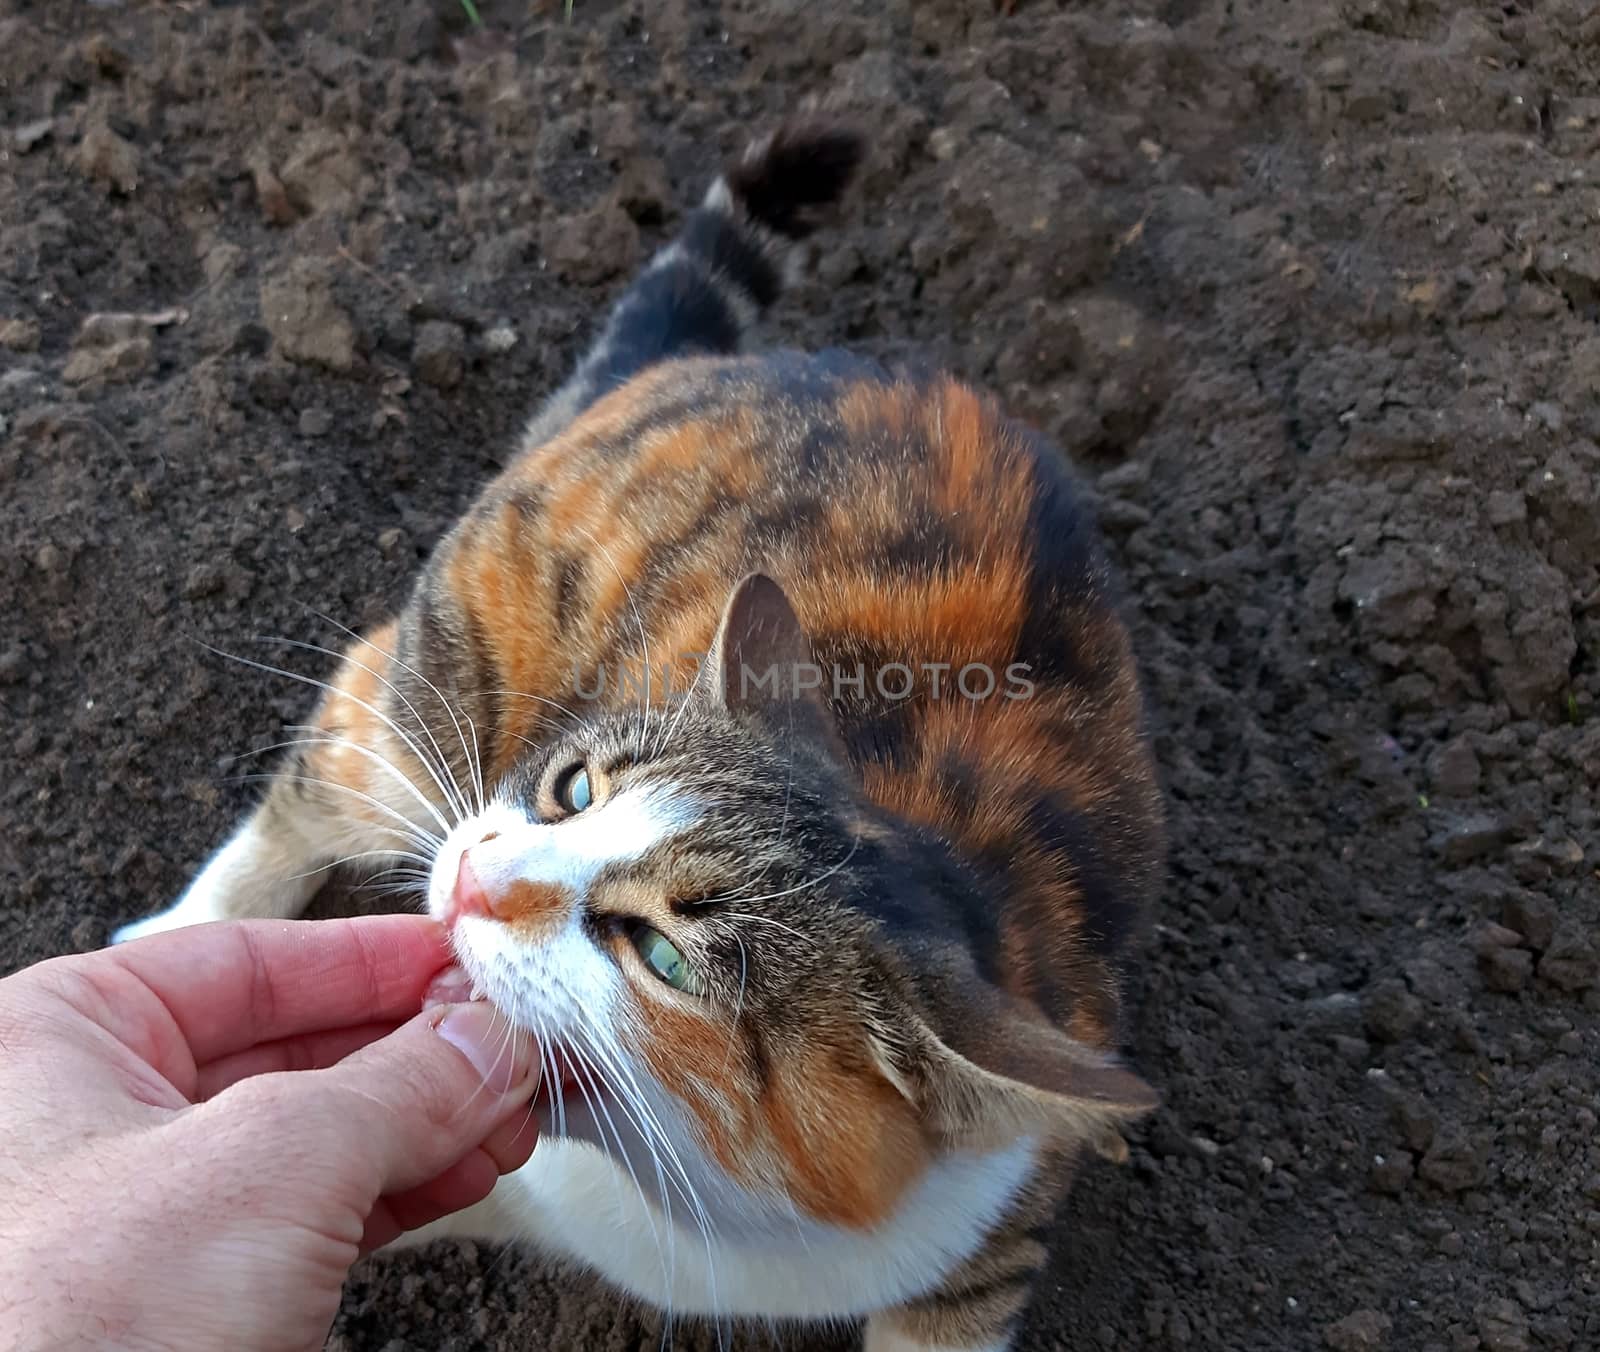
[100,914,453,1066]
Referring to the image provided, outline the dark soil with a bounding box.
[4,1,1599,1348]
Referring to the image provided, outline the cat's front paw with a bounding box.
[111,895,221,944]
[110,821,322,943]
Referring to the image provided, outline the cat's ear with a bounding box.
[705,573,836,736]
[906,975,1157,1157]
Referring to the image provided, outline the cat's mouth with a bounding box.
[426,964,594,1098]
[427,956,628,1151]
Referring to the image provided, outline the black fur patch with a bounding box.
[725,121,865,239]
[1023,796,1134,960]
[521,122,863,450]
[679,207,782,308]
[587,262,744,398]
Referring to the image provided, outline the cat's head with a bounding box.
[427,573,1154,1236]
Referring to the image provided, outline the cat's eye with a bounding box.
[555,766,592,814]
[629,923,701,994]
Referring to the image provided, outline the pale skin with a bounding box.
[0,914,537,1352]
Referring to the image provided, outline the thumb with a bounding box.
[240,999,539,1200]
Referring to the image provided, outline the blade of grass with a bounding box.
[459,0,483,26]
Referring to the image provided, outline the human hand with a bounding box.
[0,915,538,1352]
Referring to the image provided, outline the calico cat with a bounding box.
[115,122,1164,1352]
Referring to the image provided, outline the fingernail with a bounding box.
[434,1001,534,1094]
[423,963,476,1008]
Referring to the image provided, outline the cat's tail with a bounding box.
[521,119,864,449]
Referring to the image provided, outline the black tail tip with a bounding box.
[723,119,866,240]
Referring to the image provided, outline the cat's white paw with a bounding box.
[111,894,222,944]
[111,835,254,942]
[112,821,336,944]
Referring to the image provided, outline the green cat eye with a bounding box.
[630,924,699,994]
[558,767,592,814]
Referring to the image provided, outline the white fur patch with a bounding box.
[495,1132,1037,1320]
[426,784,700,923]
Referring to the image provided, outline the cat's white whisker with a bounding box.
[552,1026,679,1306]
[279,847,433,884]
[474,687,585,727]
[269,727,453,839]
[227,731,447,845]
[533,1012,565,1140]
[359,878,431,903]
[719,933,750,1081]
[230,770,441,857]
[565,1041,676,1302]
[718,835,863,910]
[293,608,491,838]
[775,735,796,848]
[299,609,480,827]
[575,1008,722,1308]
[601,1096,686,1332]
[710,912,809,944]
[262,632,473,827]
[652,643,723,760]
[365,865,433,882]
[464,713,487,817]
[199,640,456,835]
[572,1006,713,1244]
[499,727,557,757]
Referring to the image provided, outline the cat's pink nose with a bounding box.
[447,851,493,928]
[447,850,575,931]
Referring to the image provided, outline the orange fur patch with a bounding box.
[798,565,1028,669]
[303,622,436,831]
[634,418,718,478]
[494,879,576,934]
[541,463,611,542]
[837,378,910,443]
[627,994,747,1173]
[627,991,927,1228]
[760,1046,928,1229]
[927,379,1032,529]
[441,508,565,778]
